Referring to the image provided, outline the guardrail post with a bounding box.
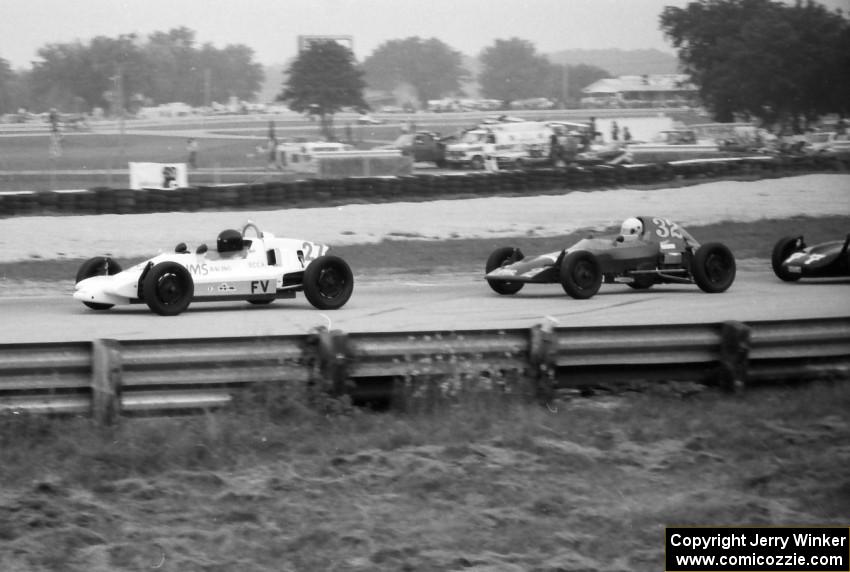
[305,327,352,397]
[91,339,122,425]
[529,319,558,403]
[718,321,751,392]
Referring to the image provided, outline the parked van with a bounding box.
[444,121,553,170]
[277,141,355,172]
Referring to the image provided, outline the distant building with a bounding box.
[581,74,698,108]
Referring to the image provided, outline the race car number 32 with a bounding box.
[653,217,684,240]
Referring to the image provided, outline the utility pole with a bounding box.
[561,64,569,109]
[113,64,125,163]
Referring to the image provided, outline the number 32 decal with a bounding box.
[653,217,684,240]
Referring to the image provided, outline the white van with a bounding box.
[444,121,553,170]
[276,141,355,172]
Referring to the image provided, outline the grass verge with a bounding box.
[0,377,847,571]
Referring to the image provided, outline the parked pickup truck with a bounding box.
[389,131,447,167]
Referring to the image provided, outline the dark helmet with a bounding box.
[217,229,243,253]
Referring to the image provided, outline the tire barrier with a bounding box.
[1,154,847,218]
[0,317,847,423]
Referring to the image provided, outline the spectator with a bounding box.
[623,126,632,142]
[186,138,198,169]
[611,121,619,141]
[837,117,847,138]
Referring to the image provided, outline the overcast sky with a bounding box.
[1,0,847,69]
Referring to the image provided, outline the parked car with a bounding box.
[485,216,736,299]
[389,131,447,166]
[74,222,354,315]
[356,114,385,125]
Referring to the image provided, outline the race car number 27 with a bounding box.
[653,217,684,240]
[301,242,328,262]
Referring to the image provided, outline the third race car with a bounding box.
[771,233,850,281]
[485,216,736,299]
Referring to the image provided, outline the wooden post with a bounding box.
[529,319,558,403]
[91,339,122,425]
[718,321,751,392]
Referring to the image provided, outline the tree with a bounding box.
[362,37,468,106]
[0,57,14,114]
[23,27,264,113]
[660,0,850,129]
[478,38,553,105]
[198,43,264,104]
[280,40,368,139]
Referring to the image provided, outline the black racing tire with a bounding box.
[142,261,194,316]
[75,256,123,310]
[485,247,524,295]
[692,242,736,293]
[560,251,602,299]
[303,255,354,310]
[470,155,485,170]
[771,236,804,282]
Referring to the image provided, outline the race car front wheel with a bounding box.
[142,262,194,316]
[693,243,736,293]
[303,255,354,310]
[75,256,123,310]
[771,236,804,282]
[486,247,525,295]
[560,251,602,299]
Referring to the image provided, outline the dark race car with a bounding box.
[771,234,850,281]
[485,216,736,299]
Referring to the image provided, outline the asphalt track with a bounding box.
[2,269,848,343]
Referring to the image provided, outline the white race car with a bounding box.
[73,222,354,316]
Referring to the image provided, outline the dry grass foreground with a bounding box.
[0,377,848,572]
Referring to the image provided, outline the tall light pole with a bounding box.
[113,64,125,163]
[561,64,569,109]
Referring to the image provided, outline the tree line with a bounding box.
[1,0,847,136]
[0,27,264,115]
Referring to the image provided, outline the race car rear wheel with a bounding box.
[142,261,194,316]
[771,236,804,282]
[485,247,525,295]
[560,251,602,299]
[303,255,354,310]
[75,256,123,310]
[693,243,736,293]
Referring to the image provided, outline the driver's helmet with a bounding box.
[620,217,643,240]
[217,229,244,253]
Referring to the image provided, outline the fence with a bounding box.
[1,317,847,422]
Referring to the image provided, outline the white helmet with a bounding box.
[620,217,643,240]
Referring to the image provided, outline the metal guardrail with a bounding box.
[0,317,848,421]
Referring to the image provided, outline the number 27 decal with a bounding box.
[301,242,328,262]
[653,217,684,239]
